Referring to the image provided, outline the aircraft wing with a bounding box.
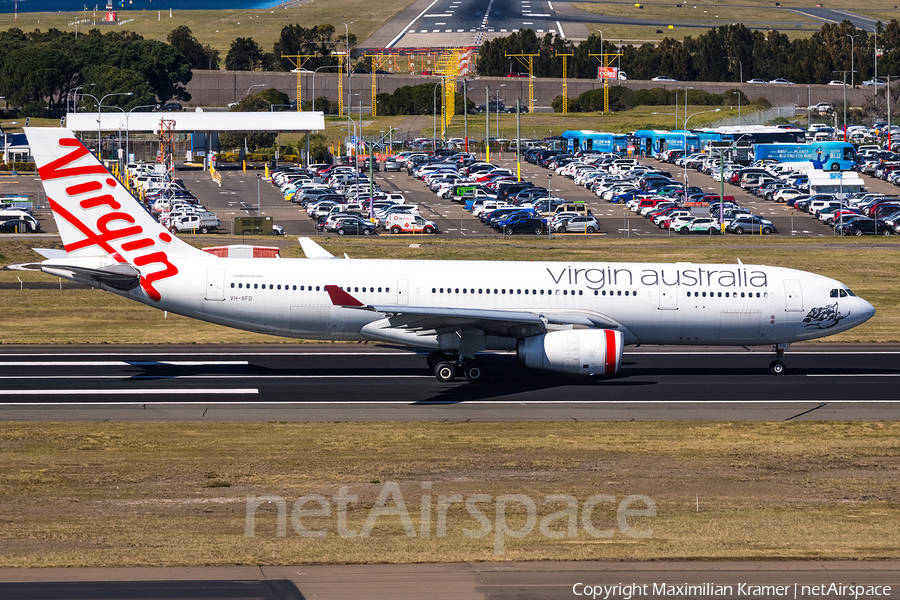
[324,285,619,338]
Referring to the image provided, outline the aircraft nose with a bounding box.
[857,297,876,324]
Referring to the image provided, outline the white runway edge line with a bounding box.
[0,375,434,379]
[556,20,565,38]
[4,399,899,406]
[387,0,441,48]
[0,389,259,396]
[0,361,249,367]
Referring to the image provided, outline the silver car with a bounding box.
[726,215,777,235]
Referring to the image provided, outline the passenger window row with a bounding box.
[431,287,586,296]
[229,283,390,293]
[687,291,767,298]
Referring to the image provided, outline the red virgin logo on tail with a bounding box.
[41,137,178,301]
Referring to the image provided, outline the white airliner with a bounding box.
[25,127,875,382]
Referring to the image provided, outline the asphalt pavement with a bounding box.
[1,344,898,420]
[1,562,898,600]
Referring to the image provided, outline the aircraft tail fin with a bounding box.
[26,127,206,301]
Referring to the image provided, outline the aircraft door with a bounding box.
[205,269,225,301]
[397,279,409,305]
[783,279,803,312]
[658,284,678,309]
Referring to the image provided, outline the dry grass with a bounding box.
[0,421,898,566]
[1,237,898,343]
[0,1,414,61]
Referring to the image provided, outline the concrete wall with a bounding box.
[185,70,883,111]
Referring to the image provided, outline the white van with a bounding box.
[0,210,39,230]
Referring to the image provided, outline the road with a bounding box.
[1,344,898,420]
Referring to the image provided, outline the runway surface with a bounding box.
[1,343,898,420]
[1,562,898,600]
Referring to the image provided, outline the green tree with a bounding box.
[167,25,219,70]
[226,37,265,71]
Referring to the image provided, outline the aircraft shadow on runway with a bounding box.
[0,579,305,600]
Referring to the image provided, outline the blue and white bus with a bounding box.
[631,130,701,158]
[753,142,857,171]
[561,130,628,154]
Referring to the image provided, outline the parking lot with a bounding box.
[15,154,900,240]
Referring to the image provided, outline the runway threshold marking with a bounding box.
[387,0,441,47]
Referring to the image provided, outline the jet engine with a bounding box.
[517,329,624,375]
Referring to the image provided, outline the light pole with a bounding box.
[2,121,17,165]
[343,22,353,161]
[724,56,742,83]
[462,78,468,152]
[105,104,154,166]
[68,83,94,114]
[732,91,741,126]
[247,83,265,97]
[655,108,721,185]
[485,85,490,162]
[432,80,442,151]
[84,92,133,159]
[312,65,341,112]
[847,34,860,88]
[496,85,505,143]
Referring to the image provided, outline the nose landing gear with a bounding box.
[769,343,790,375]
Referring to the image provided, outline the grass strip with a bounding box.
[0,421,898,567]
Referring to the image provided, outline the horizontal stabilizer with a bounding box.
[298,237,336,259]
[42,262,142,291]
[32,248,67,260]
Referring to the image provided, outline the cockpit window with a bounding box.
[846,288,856,297]
[830,289,839,298]
[839,289,848,297]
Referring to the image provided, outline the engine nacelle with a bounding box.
[517,329,624,375]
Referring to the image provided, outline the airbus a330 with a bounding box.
[25,128,875,382]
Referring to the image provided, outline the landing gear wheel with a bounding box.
[426,351,452,371]
[434,361,457,382]
[769,360,786,375]
[463,361,486,383]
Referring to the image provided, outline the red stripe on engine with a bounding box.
[605,330,617,374]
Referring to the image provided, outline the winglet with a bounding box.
[325,285,365,307]
[298,237,336,259]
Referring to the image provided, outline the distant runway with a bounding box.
[1,344,898,421]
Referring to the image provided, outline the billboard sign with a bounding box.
[598,66,619,79]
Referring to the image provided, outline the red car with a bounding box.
[506,72,529,78]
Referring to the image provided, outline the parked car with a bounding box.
[769,78,795,85]
[677,217,721,234]
[651,76,677,82]
[726,215,776,235]
[333,217,377,236]
[746,78,768,84]
[499,214,545,235]
[836,217,893,236]
[555,215,600,233]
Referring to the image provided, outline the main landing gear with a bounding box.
[769,343,790,375]
[427,352,486,383]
